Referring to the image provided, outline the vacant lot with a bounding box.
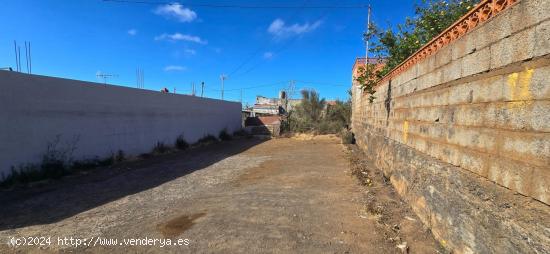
[0,136,441,253]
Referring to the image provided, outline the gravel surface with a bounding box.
[0,136,441,253]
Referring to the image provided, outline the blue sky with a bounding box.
[0,0,417,106]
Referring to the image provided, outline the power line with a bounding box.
[294,80,348,87]
[102,0,370,9]
[226,0,312,78]
[210,80,287,92]
[229,5,332,81]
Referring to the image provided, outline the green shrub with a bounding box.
[153,142,169,154]
[115,150,125,162]
[175,135,189,150]
[285,90,351,135]
[197,135,218,145]
[340,129,355,144]
[218,129,232,141]
[232,129,250,137]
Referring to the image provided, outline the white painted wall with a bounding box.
[0,71,242,176]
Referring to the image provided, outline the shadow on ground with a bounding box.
[0,138,265,231]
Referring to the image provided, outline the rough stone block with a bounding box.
[474,6,513,50]
[531,166,550,204]
[487,157,534,197]
[534,20,550,58]
[490,27,536,69]
[442,58,463,83]
[520,0,550,29]
[453,32,477,60]
[435,46,452,67]
[462,47,491,77]
[471,76,506,103]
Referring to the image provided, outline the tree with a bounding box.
[288,90,326,132]
[366,0,479,77]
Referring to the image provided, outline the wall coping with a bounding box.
[377,0,520,84]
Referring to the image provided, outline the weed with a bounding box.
[218,128,232,141]
[115,150,125,162]
[196,135,218,145]
[340,129,355,144]
[233,129,252,138]
[175,135,189,150]
[153,142,169,154]
[71,158,102,171]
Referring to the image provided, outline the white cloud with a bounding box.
[164,65,187,72]
[268,18,322,38]
[154,33,207,44]
[263,52,274,59]
[154,3,197,23]
[127,29,137,36]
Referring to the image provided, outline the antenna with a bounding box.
[25,41,30,74]
[28,41,32,74]
[96,71,118,85]
[366,4,371,62]
[18,45,21,73]
[240,89,243,104]
[13,41,19,72]
[220,74,227,100]
[136,68,144,88]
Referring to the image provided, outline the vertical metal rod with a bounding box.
[220,74,226,100]
[201,82,204,97]
[14,41,18,72]
[366,4,371,62]
[18,46,21,73]
[28,41,32,74]
[25,41,30,74]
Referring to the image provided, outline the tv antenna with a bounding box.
[96,71,118,85]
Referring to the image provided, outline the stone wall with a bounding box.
[351,0,550,252]
[0,71,242,177]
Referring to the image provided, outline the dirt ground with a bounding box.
[0,135,443,253]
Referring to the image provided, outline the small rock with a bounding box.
[396,242,408,253]
[392,224,400,231]
[404,216,416,221]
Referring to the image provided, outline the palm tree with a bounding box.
[299,90,326,123]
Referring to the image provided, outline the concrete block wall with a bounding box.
[0,71,242,177]
[351,0,550,252]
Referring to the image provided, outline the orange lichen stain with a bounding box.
[403,121,410,143]
[507,68,534,109]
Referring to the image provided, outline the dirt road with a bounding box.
[0,136,441,253]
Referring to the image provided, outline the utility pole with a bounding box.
[366,4,371,62]
[201,82,205,97]
[220,74,227,100]
[286,80,296,111]
[240,89,243,104]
